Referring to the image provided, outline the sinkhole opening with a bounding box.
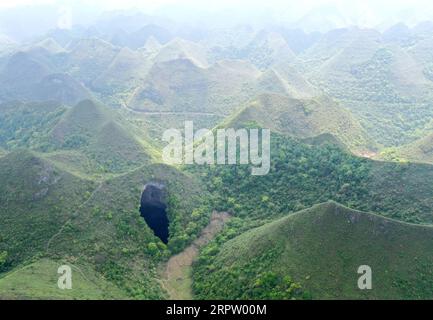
[139,182,169,244]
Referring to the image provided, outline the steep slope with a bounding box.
[0,100,66,150]
[328,45,433,102]
[190,132,433,224]
[50,99,157,174]
[0,48,92,105]
[224,93,374,153]
[154,38,209,68]
[311,28,383,81]
[128,58,259,115]
[30,38,65,54]
[33,73,92,105]
[193,202,433,299]
[66,38,120,86]
[0,259,128,299]
[92,47,153,93]
[0,99,158,176]
[0,51,52,100]
[389,133,433,164]
[382,23,413,46]
[142,36,162,53]
[256,63,318,99]
[297,27,433,147]
[111,24,173,49]
[298,27,382,72]
[241,30,296,69]
[85,121,153,173]
[0,51,52,85]
[0,148,213,299]
[51,99,113,144]
[0,150,96,271]
[128,58,207,112]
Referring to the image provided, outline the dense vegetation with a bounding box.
[0,148,213,299]
[0,101,66,151]
[189,132,433,224]
[2,12,433,300]
[193,202,433,299]
[190,133,433,299]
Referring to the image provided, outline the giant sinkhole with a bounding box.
[140,182,169,244]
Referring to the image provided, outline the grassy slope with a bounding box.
[384,133,433,164]
[0,99,159,177]
[127,57,258,115]
[193,202,433,299]
[224,93,374,153]
[49,99,159,176]
[0,97,216,299]
[0,259,128,299]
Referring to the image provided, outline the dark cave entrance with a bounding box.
[140,183,169,244]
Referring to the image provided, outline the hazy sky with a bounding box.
[1,0,433,36]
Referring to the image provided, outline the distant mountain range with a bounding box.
[1,12,433,300]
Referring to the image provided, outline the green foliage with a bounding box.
[194,242,307,300]
[189,133,433,224]
[0,101,66,151]
[0,259,129,299]
[0,251,8,269]
[193,202,433,299]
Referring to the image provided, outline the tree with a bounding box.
[0,251,8,268]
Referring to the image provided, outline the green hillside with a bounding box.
[193,202,433,299]
[224,93,374,153]
[241,30,296,69]
[189,132,433,224]
[0,150,96,271]
[0,147,213,298]
[92,47,152,95]
[34,73,92,105]
[257,62,318,99]
[0,99,159,176]
[128,57,258,115]
[0,51,52,89]
[0,100,66,151]
[65,38,120,86]
[0,259,128,299]
[382,133,433,164]
[50,99,158,174]
[154,38,209,68]
[51,99,114,144]
[298,28,382,73]
[297,29,433,147]
[2,8,433,302]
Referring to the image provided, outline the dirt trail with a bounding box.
[160,211,231,300]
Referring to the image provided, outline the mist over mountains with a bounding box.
[1,2,433,301]
[3,0,433,42]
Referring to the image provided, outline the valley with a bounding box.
[161,211,230,300]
